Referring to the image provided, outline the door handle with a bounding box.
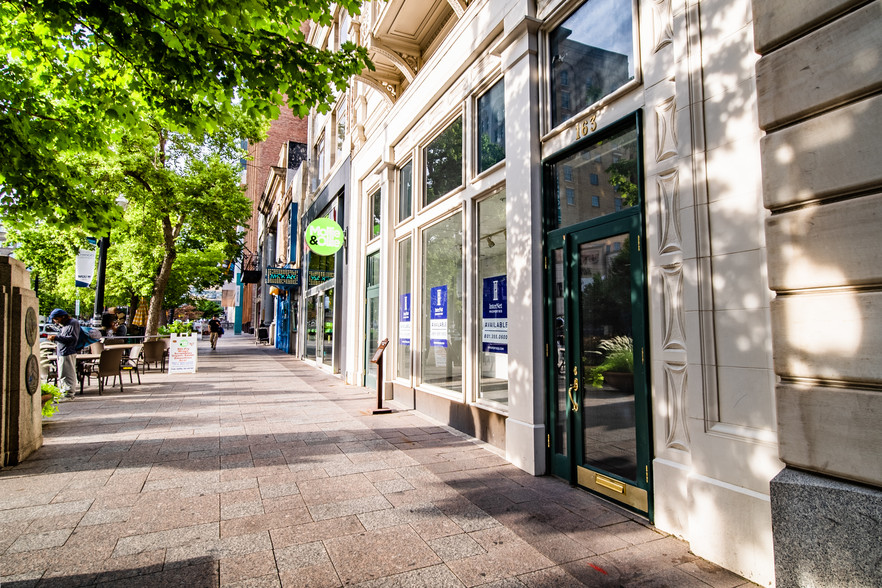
[568,368,580,412]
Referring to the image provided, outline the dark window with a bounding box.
[399,161,413,221]
[477,80,505,173]
[566,188,576,206]
[590,173,599,185]
[591,195,600,207]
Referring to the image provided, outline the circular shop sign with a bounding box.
[305,218,344,256]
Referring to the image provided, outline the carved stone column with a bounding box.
[1,256,43,467]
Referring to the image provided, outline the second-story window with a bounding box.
[399,160,413,222]
[315,133,326,183]
[336,102,347,162]
[338,11,350,48]
[477,79,505,173]
[369,189,381,240]
[424,116,463,206]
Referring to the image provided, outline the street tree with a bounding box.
[0,0,371,231]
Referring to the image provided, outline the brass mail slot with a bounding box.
[594,474,625,493]
[577,466,649,512]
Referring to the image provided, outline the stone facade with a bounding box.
[753,0,882,585]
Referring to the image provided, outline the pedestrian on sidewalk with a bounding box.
[208,315,221,350]
[46,308,81,398]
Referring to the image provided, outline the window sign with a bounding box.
[482,276,508,353]
[266,267,300,286]
[399,293,411,346]
[429,285,448,347]
[305,218,344,255]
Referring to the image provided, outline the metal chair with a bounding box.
[121,344,143,384]
[83,348,125,395]
[142,340,166,372]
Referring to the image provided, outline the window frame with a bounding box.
[422,113,465,210]
[475,77,506,176]
[540,0,642,138]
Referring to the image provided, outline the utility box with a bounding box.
[1,256,42,467]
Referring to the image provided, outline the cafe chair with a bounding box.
[142,340,167,373]
[121,344,144,384]
[39,341,57,385]
[82,348,125,395]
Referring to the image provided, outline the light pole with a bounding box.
[91,196,128,323]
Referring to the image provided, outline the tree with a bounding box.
[106,122,252,336]
[0,0,372,231]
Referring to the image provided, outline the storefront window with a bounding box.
[478,190,508,404]
[396,238,412,380]
[424,117,463,205]
[399,161,412,222]
[550,123,639,229]
[477,80,505,172]
[421,213,463,393]
[369,189,381,240]
[549,0,636,128]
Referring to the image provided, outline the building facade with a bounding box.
[290,0,881,584]
[242,106,309,335]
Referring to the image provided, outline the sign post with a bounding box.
[370,338,391,414]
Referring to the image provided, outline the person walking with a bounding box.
[208,316,221,350]
[46,308,81,398]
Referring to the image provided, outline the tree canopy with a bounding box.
[0,0,371,232]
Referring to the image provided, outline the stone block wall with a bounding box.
[753,0,882,585]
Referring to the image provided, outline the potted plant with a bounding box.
[41,382,64,418]
[587,336,634,393]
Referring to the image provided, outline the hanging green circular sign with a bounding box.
[305,218,344,256]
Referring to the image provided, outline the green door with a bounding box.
[547,211,651,515]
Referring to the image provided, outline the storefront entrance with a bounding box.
[544,116,652,515]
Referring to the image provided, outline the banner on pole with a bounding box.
[75,249,96,288]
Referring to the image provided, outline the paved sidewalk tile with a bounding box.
[0,336,758,587]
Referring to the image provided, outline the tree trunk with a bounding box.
[144,215,179,336]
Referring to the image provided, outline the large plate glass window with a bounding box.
[477,190,508,404]
[477,80,505,173]
[549,0,637,128]
[396,238,412,380]
[424,117,463,206]
[420,213,463,393]
[399,161,413,221]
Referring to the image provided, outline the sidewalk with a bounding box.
[0,335,755,587]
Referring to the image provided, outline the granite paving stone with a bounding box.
[0,336,756,587]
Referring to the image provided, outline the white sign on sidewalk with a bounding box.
[169,334,198,373]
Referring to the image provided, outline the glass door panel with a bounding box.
[576,233,637,482]
[322,289,335,367]
[306,296,318,360]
